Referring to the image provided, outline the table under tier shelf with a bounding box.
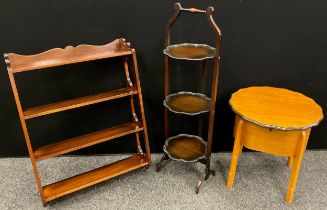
[164,91,211,115]
[163,43,216,60]
[163,134,206,162]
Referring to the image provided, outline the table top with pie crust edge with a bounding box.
[229,86,324,130]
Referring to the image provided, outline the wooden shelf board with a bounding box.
[163,43,216,60]
[43,155,149,202]
[164,92,211,115]
[24,87,138,119]
[164,134,206,162]
[34,122,143,161]
[11,51,132,73]
[5,38,133,73]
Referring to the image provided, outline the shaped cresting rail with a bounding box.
[164,3,222,55]
[4,38,132,73]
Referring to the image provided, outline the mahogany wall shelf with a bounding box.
[4,38,151,206]
[156,3,222,194]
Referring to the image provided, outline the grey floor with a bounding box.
[0,151,326,210]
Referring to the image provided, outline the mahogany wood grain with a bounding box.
[166,45,215,59]
[165,136,206,161]
[43,155,149,202]
[198,60,208,137]
[24,87,138,119]
[180,7,206,14]
[166,93,210,114]
[6,70,46,205]
[131,50,152,162]
[123,57,142,154]
[34,122,143,161]
[205,4,222,170]
[164,55,170,140]
[160,3,223,191]
[4,38,151,205]
[174,3,206,14]
[5,38,132,73]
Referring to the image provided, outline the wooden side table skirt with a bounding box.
[228,116,310,203]
[227,86,323,204]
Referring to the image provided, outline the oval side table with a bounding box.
[227,86,323,204]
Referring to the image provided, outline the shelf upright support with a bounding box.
[196,6,223,192]
[156,3,183,171]
[164,3,182,140]
[131,49,151,163]
[198,60,208,137]
[4,55,46,206]
[122,52,144,156]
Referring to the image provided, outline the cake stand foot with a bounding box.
[195,167,215,194]
[209,169,215,176]
[196,179,204,194]
[156,153,169,172]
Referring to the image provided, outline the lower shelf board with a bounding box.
[163,134,206,162]
[43,154,149,202]
[34,122,143,161]
[163,92,211,115]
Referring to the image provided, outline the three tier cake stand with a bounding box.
[156,3,222,193]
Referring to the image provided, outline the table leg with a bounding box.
[239,145,243,155]
[227,118,244,188]
[286,129,310,204]
[287,156,294,168]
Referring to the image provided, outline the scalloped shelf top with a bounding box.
[164,92,211,115]
[4,38,132,73]
[163,43,216,60]
[163,134,206,162]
